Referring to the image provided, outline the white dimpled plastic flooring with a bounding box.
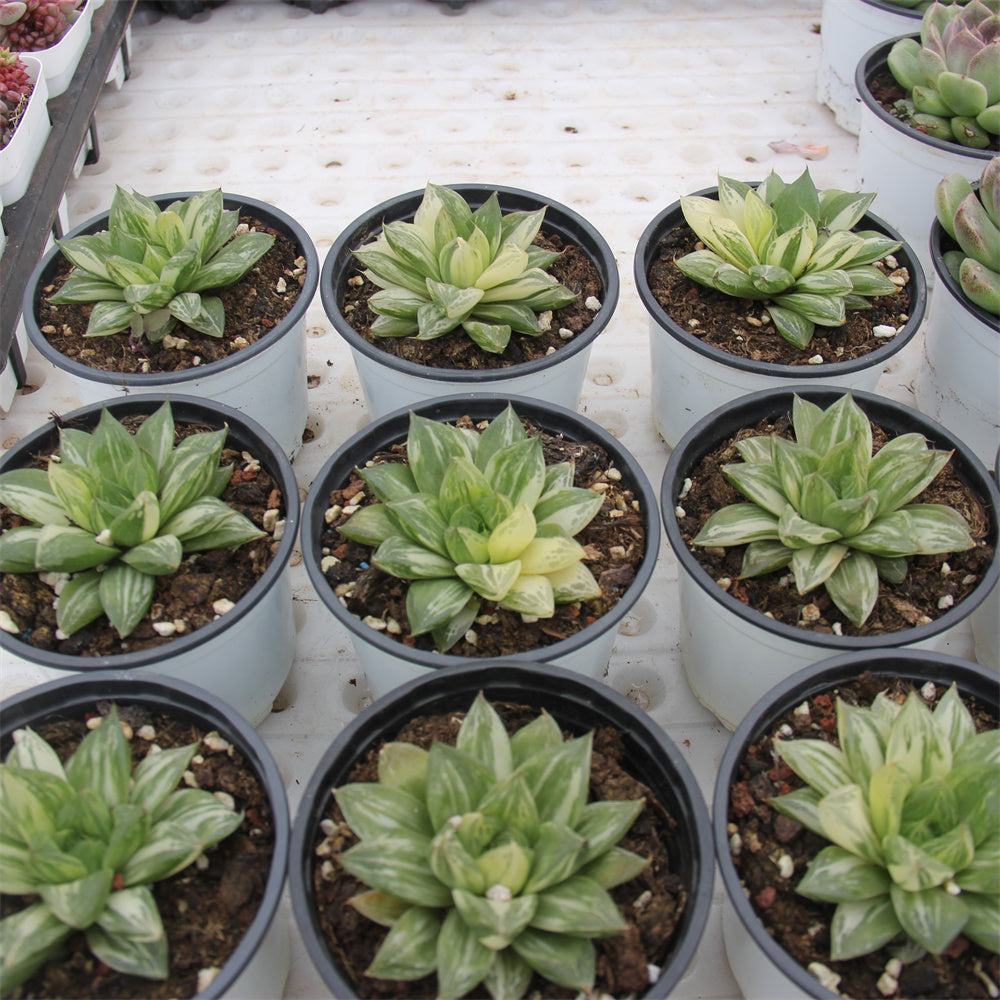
[1,1,972,996]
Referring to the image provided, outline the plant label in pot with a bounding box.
[21,188,319,459]
[713,649,999,1000]
[289,659,715,1000]
[662,385,1000,730]
[320,182,619,418]
[0,393,300,727]
[635,169,926,449]
[301,393,659,700]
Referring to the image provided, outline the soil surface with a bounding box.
[340,230,605,371]
[310,701,689,999]
[1,701,275,999]
[645,225,914,366]
[34,217,307,375]
[728,673,1000,999]
[674,411,994,637]
[0,415,286,657]
[315,414,646,658]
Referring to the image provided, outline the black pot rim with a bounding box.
[712,649,1000,1000]
[0,669,290,1000]
[633,184,927,376]
[855,36,1000,161]
[661,383,1000,650]
[301,392,660,670]
[929,216,999,329]
[21,191,320,386]
[288,658,714,1000]
[319,182,620,384]
[0,392,300,670]
[858,0,920,17]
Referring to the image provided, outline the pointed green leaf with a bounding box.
[0,902,74,994]
[817,784,883,864]
[366,904,440,981]
[339,835,449,907]
[829,896,902,961]
[66,706,131,807]
[336,783,432,841]
[796,845,891,903]
[825,551,879,627]
[457,694,513,781]
[426,742,494,830]
[890,883,969,955]
[512,927,595,992]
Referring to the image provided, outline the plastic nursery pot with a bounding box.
[712,649,1000,1000]
[0,393,300,727]
[289,658,714,1000]
[855,35,997,280]
[0,55,50,205]
[914,216,1000,469]
[320,183,619,419]
[301,392,660,700]
[28,0,95,98]
[816,0,920,135]
[21,191,319,460]
[0,669,291,999]
[660,384,1000,731]
[634,190,926,450]
[971,444,1000,671]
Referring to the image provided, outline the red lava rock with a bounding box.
[774,814,802,844]
[754,886,777,909]
[943,936,969,959]
[814,694,833,711]
[730,782,755,817]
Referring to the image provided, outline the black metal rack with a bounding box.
[0,0,135,393]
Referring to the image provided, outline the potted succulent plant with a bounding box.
[661,385,999,730]
[0,49,48,205]
[21,187,319,459]
[713,649,999,1000]
[320,182,619,419]
[0,668,291,999]
[915,156,999,466]
[0,393,299,727]
[0,0,93,97]
[816,0,921,134]
[854,1,998,274]
[635,168,925,448]
[301,393,659,699]
[289,659,714,1000]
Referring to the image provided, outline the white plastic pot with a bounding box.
[635,190,926,450]
[0,55,50,205]
[713,650,999,999]
[855,36,995,279]
[915,218,1000,468]
[30,0,94,98]
[661,385,1000,731]
[0,670,291,999]
[301,393,660,701]
[816,0,919,135]
[0,394,300,727]
[320,183,619,420]
[21,191,319,460]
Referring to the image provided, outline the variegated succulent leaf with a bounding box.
[767,683,999,963]
[352,183,579,354]
[888,1,1000,148]
[0,402,264,638]
[0,705,243,992]
[334,693,648,1000]
[338,404,604,651]
[935,158,1000,314]
[675,169,902,349]
[689,393,975,627]
[48,187,275,342]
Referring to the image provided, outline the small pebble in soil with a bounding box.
[716,577,732,591]
[197,968,222,994]
[559,327,574,339]
[938,594,955,610]
[807,354,823,364]
[800,603,822,623]
[213,791,236,811]
[0,609,18,634]
[138,724,156,740]
[153,621,177,637]
[776,852,794,879]
[585,295,601,310]
[213,598,236,615]
[362,616,387,631]
[877,971,898,996]
[204,732,231,752]
[921,682,937,701]
[675,504,686,518]
[808,963,842,993]
[873,324,898,338]
[537,310,552,330]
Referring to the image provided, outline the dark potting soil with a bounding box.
[645,224,914,366]
[315,414,646,658]
[728,673,1000,999]
[34,217,306,375]
[0,417,286,657]
[1,702,275,999]
[674,412,995,637]
[311,701,689,999]
[340,230,605,371]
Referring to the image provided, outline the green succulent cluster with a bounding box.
[935,156,1000,313]
[769,684,999,962]
[352,182,579,354]
[48,187,275,343]
[887,0,1000,149]
[675,169,903,350]
[0,402,264,639]
[339,404,604,652]
[0,705,243,992]
[690,393,975,627]
[333,692,648,1000]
